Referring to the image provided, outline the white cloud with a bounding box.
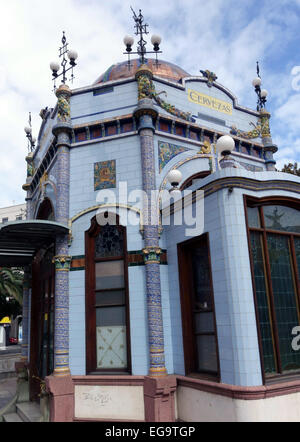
[0,0,299,205]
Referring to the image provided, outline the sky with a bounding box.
[0,0,300,207]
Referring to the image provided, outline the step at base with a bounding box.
[16,402,42,422]
[3,412,23,422]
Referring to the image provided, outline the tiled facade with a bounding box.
[22,57,300,422]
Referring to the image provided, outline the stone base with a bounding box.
[45,375,74,422]
[144,375,177,422]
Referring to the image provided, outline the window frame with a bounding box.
[177,233,220,381]
[244,195,300,383]
[85,215,131,375]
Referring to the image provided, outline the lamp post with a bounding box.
[252,62,278,171]
[123,8,162,68]
[252,62,268,112]
[50,32,78,89]
[24,112,36,152]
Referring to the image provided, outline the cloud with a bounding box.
[0,0,298,205]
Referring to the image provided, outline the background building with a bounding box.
[0,10,299,422]
[0,204,26,225]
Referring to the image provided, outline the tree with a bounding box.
[0,267,23,308]
[0,292,22,318]
[281,163,300,177]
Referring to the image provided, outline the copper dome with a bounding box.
[94,58,190,84]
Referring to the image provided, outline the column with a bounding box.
[45,84,74,422]
[52,84,72,377]
[260,110,278,171]
[133,65,167,377]
[133,65,176,422]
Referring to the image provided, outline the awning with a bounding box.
[0,220,69,266]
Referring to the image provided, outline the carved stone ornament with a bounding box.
[230,109,272,140]
[136,65,195,122]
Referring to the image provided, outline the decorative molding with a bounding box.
[70,204,143,228]
[159,153,215,193]
[69,250,168,271]
[177,375,300,401]
[230,109,272,141]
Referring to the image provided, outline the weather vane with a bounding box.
[252,61,268,112]
[50,32,78,90]
[123,7,162,69]
[24,112,36,152]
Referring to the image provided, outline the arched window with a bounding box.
[245,197,300,381]
[85,215,131,374]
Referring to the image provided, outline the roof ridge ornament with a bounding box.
[123,8,162,69]
[200,69,218,88]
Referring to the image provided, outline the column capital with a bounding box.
[142,247,163,264]
[52,255,72,271]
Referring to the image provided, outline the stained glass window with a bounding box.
[263,206,300,233]
[247,201,300,378]
[247,207,261,229]
[95,225,127,370]
[266,235,300,372]
[86,218,129,373]
[250,232,276,374]
[95,224,124,258]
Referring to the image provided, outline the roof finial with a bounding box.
[123,8,162,69]
[49,32,79,91]
[252,61,268,112]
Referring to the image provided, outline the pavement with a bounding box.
[0,376,18,410]
[0,345,21,410]
[0,345,22,355]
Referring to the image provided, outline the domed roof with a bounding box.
[94,58,190,84]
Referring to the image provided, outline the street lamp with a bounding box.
[50,31,78,89]
[123,8,162,69]
[167,169,183,196]
[24,112,36,152]
[216,135,235,157]
[252,61,268,111]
